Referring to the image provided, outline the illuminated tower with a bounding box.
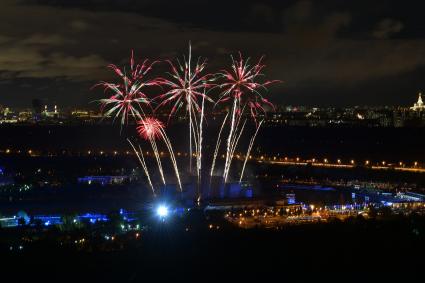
[410,92,425,111]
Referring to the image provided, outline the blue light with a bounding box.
[156,205,169,218]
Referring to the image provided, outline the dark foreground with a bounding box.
[3,215,425,282]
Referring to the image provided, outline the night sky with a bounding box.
[1,0,425,108]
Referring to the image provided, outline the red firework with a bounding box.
[94,50,160,125]
[108,50,159,85]
[137,117,164,140]
[155,45,215,120]
[217,53,279,121]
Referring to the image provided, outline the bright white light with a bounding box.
[157,205,169,217]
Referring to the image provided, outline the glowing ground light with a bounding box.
[157,205,169,218]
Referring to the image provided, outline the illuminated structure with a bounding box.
[0,166,14,186]
[18,110,33,122]
[77,175,131,185]
[42,104,59,118]
[410,92,425,111]
[213,182,254,199]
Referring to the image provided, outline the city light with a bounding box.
[156,205,169,218]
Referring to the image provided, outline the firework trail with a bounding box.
[196,96,205,191]
[239,119,263,183]
[127,138,155,196]
[137,117,183,191]
[209,113,229,186]
[95,51,163,195]
[150,137,166,185]
[217,53,278,183]
[156,43,215,174]
[158,128,183,192]
[222,102,247,183]
[137,118,167,185]
[223,117,246,183]
[222,98,238,183]
[94,51,160,127]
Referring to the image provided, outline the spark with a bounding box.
[217,53,279,183]
[94,50,160,126]
[127,139,155,196]
[137,117,182,191]
[156,43,215,174]
[217,53,279,123]
[209,113,229,186]
[137,117,164,141]
[137,118,166,186]
[239,119,263,183]
[158,128,183,192]
[196,95,205,195]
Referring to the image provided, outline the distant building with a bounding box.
[0,107,18,124]
[286,193,296,204]
[0,216,18,228]
[42,105,59,118]
[206,178,254,199]
[18,110,33,122]
[71,110,90,118]
[77,175,131,185]
[395,192,425,202]
[410,92,425,111]
[0,167,14,186]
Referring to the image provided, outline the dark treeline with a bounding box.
[2,212,425,282]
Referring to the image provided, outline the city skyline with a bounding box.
[1,91,425,110]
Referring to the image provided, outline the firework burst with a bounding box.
[94,46,279,197]
[217,52,279,122]
[156,44,215,119]
[217,53,279,183]
[94,51,160,126]
[156,43,215,183]
[137,117,164,140]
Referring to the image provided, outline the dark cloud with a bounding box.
[0,0,425,107]
[373,18,404,39]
